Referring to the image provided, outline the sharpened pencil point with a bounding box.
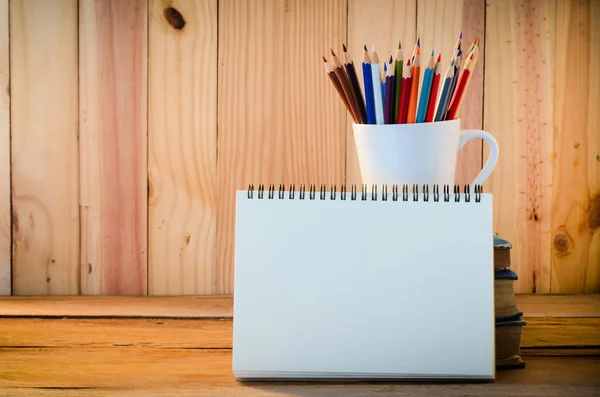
[431,49,434,56]
[322,56,327,63]
[389,55,393,63]
[372,44,376,52]
[460,31,463,39]
[384,62,387,72]
[343,43,347,52]
[364,44,368,51]
[398,40,402,49]
[417,37,420,46]
[437,54,441,62]
[330,48,336,56]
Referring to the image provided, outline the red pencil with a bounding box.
[397,59,412,124]
[446,53,475,120]
[425,54,441,122]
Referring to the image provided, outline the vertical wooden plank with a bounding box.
[346,0,417,185]
[80,0,148,295]
[551,0,600,293]
[148,0,217,295]
[484,0,555,293]
[218,0,347,294]
[0,0,8,295]
[417,0,486,186]
[11,0,79,295]
[283,0,347,186]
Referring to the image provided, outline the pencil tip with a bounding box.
[364,44,368,51]
[330,48,336,56]
[389,55,393,63]
[322,56,327,63]
[384,63,387,72]
[431,49,434,56]
[407,59,411,66]
[372,44,376,52]
[460,31,463,39]
[474,37,479,45]
[398,40,402,49]
[342,43,347,52]
[437,54,441,62]
[417,37,420,46]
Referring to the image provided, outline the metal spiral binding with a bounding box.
[247,184,482,202]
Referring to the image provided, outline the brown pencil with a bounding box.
[323,56,357,122]
[342,44,367,123]
[331,49,365,123]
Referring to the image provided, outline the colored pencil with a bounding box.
[434,58,455,122]
[425,54,442,122]
[384,56,395,124]
[416,50,435,123]
[361,45,376,124]
[331,49,364,123]
[393,41,403,122]
[342,44,367,123]
[382,62,387,105]
[407,40,420,123]
[446,53,476,120]
[442,49,461,120]
[370,45,385,124]
[323,56,357,123]
[397,59,412,124]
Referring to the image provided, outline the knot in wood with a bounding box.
[553,232,572,256]
[164,7,185,30]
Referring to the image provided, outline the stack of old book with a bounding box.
[494,236,526,369]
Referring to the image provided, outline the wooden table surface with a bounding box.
[1,296,599,396]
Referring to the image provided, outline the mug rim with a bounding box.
[352,118,460,128]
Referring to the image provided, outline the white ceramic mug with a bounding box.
[352,119,498,186]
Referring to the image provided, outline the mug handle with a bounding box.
[459,130,499,186]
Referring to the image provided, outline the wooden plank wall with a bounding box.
[1,0,598,295]
[0,0,8,295]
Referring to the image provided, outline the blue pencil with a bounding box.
[444,49,462,120]
[362,45,376,124]
[434,59,455,121]
[382,62,387,106]
[417,50,435,123]
[370,45,385,124]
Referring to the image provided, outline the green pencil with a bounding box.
[393,41,403,123]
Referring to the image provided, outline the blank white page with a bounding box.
[233,188,495,380]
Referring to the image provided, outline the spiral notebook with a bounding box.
[233,184,495,380]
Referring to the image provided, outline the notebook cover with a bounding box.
[233,188,495,380]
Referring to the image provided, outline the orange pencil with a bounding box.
[446,53,476,120]
[407,45,420,123]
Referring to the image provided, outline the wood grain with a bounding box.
[516,294,600,317]
[0,318,232,349]
[521,317,600,348]
[217,0,347,294]
[417,0,486,186]
[10,0,79,295]
[1,294,597,318]
[551,0,600,293]
[0,296,233,318]
[148,0,217,295]
[0,0,8,295]
[283,0,347,186]
[0,348,598,394]
[1,315,597,352]
[346,0,417,185]
[484,0,555,293]
[79,0,148,295]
